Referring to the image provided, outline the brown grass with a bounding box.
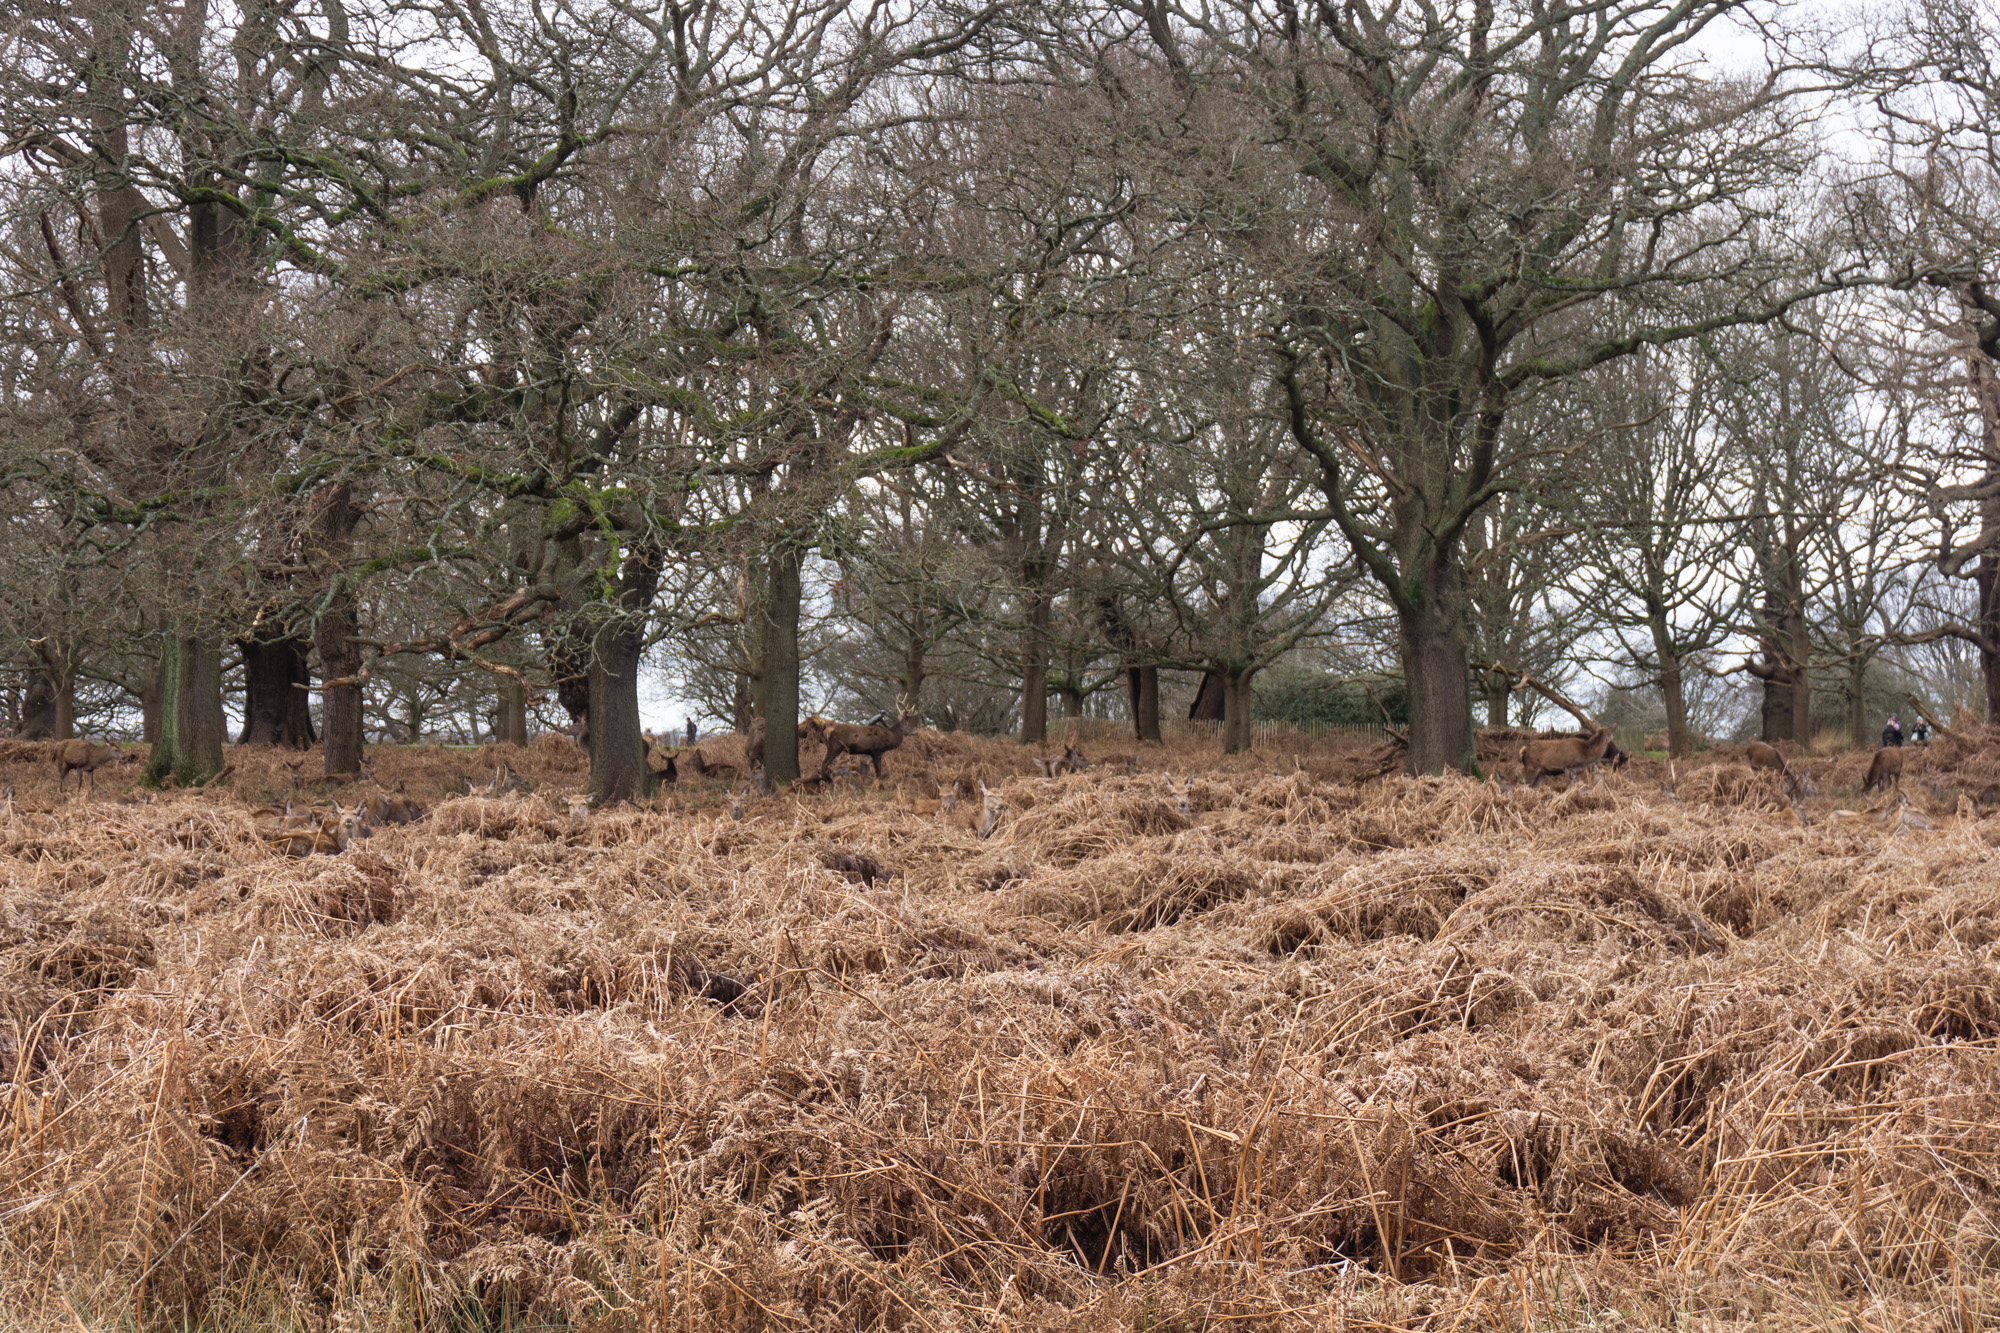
[2,728,1998,1331]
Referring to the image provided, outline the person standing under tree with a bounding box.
[1882,714,1904,748]
[1912,720,1930,746]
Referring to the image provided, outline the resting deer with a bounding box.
[685,748,740,782]
[268,802,366,857]
[977,782,1007,839]
[282,757,306,791]
[808,701,918,780]
[1519,727,1615,788]
[1164,773,1192,818]
[55,739,135,795]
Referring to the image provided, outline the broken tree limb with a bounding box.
[1904,693,1950,737]
[1471,662,1598,730]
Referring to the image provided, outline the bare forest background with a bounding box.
[5,0,2000,797]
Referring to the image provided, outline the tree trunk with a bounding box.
[237,637,316,747]
[1019,591,1051,744]
[1660,659,1691,759]
[587,625,648,804]
[587,547,663,804]
[1785,607,1812,746]
[901,636,927,718]
[49,664,76,741]
[1650,612,1691,758]
[1958,290,2000,723]
[316,602,363,776]
[1188,670,1226,721]
[1980,557,2000,724]
[1128,666,1161,743]
[1482,676,1510,730]
[1221,668,1256,754]
[496,674,529,746]
[150,637,226,783]
[312,484,365,778]
[760,543,803,784]
[1849,659,1870,751]
[19,669,55,740]
[1399,598,1474,775]
[1754,653,1795,744]
[141,650,165,744]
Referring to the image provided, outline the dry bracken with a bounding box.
[0,730,1997,1331]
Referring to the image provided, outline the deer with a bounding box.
[1519,726,1615,788]
[282,757,306,791]
[1745,740,1786,776]
[1863,745,1904,796]
[1744,740,1817,801]
[564,793,591,818]
[1972,782,2000,817]
[1164,773,1193,818]
[810,702,918,781]
[478,762,534,796]
[646,744,679,783]
[685,748,740,782]
[977,782,1007,839]
[54,739,135,795]
[366,787,426,825]
[268,802,366,857]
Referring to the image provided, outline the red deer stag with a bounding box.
[1519,727,1615,788]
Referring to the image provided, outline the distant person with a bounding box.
[1882,714,1903,748]
[1912,720,1930,746]
[684,717,697,747]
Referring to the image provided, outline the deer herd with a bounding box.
[2,713,1975,857]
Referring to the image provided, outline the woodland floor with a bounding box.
[1,725,1997,1331]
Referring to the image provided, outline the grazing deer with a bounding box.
[1745,740,1787,776]
[1519,727,1616,788]
[1744,741,1815,801]
[268,802,366,857]
[810,702,917,780]
[54,739,134,795]
[1863,746,1904,795]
